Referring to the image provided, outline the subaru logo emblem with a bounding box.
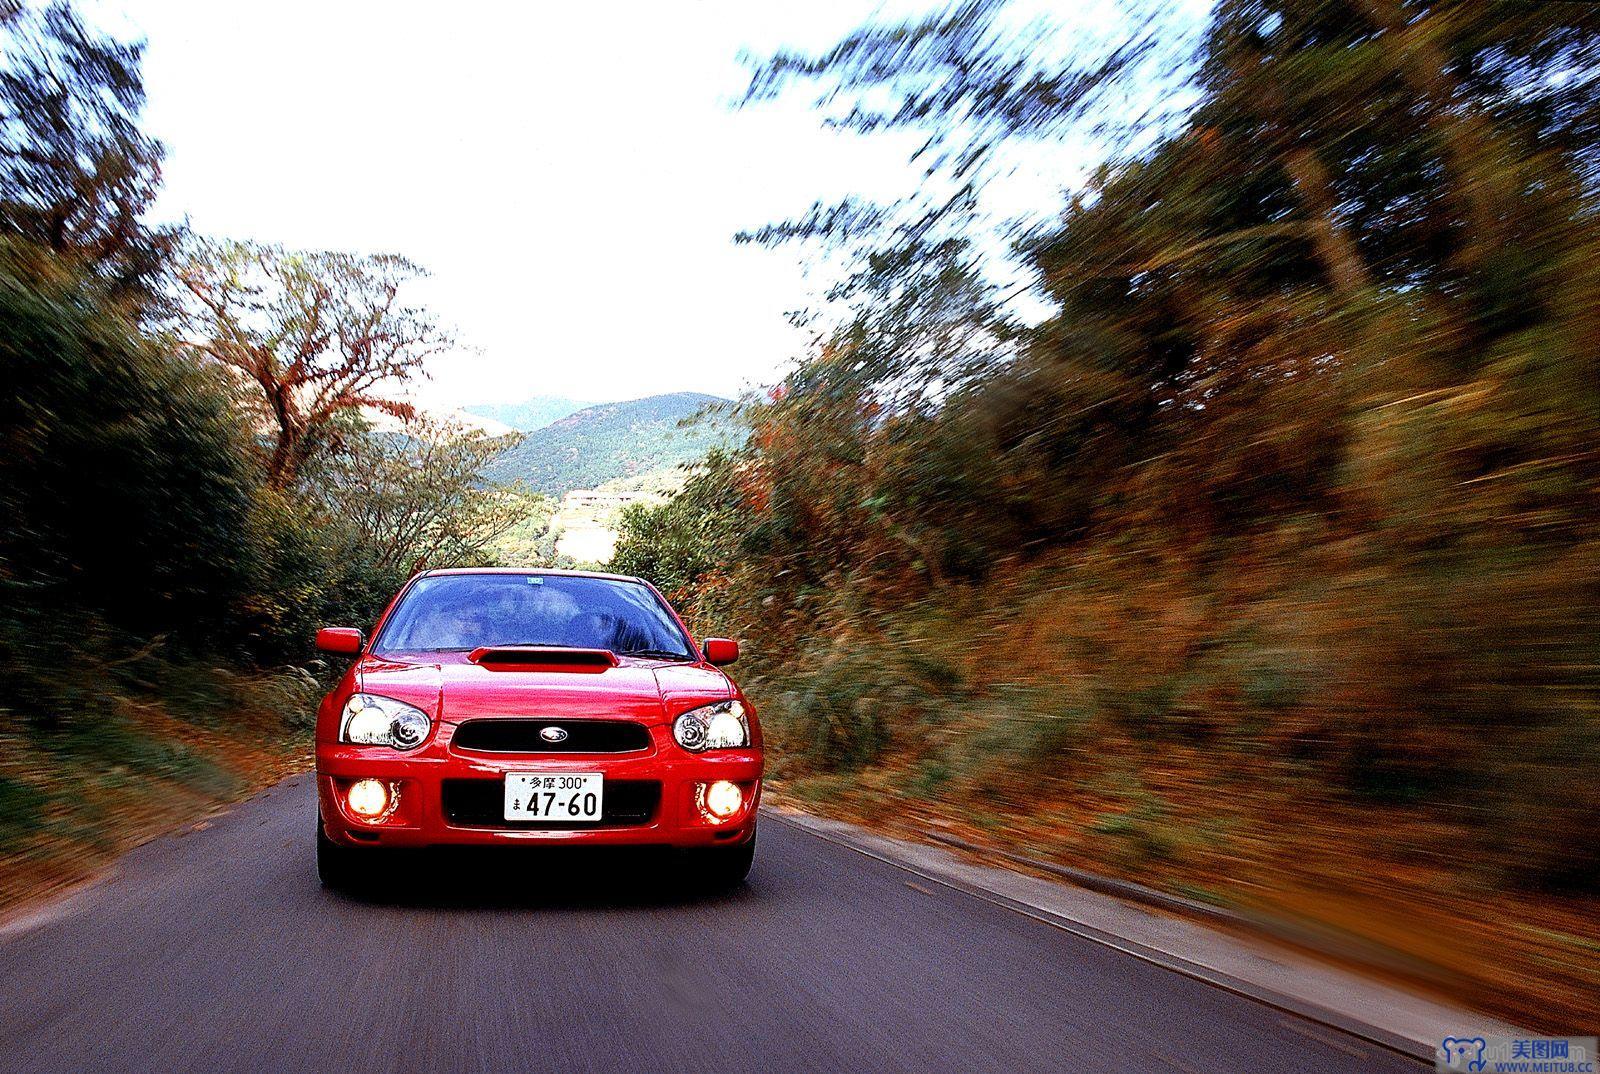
[540,726,568,743]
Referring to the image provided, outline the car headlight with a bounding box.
[339,693,431,750]
[673,700,749,752]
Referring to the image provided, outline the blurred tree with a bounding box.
[0,2,488,741]
[176,240,454,487]
[307,415,531,574]
[485,496,566,570]
[611,451,746,602]
[628,0,1600,889]
[0,239,257,715]
[0,2,175,307]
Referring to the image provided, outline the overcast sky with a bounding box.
[103,1,1180,410]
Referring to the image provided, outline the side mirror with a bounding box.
[316,626,365,657]
[701,638,739,666]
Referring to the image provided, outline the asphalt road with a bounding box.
[0,775,1416,1074]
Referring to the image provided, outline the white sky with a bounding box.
[100,1,1190,409]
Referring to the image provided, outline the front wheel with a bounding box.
[691,834,756,892]
[316,815,361,890]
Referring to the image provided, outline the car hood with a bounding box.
[353,653,732,725]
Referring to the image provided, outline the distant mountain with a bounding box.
[462,395,593,433]
[482,392,739,494]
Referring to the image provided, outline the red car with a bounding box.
[312,568,761,889]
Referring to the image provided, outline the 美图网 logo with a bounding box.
[1438,1036,1597,1073]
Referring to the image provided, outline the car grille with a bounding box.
[440,779,661,829]
[451,719,651,754]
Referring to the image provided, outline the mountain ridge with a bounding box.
[461,395,592,433]
[476,391,738,495]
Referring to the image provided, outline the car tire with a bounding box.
[694,833,756,892]
[316,815,360,890]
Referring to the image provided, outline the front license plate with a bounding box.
[504,772,604,821]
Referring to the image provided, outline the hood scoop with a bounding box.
[467,646,619,673]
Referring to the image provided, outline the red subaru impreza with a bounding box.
[312,568,761,889]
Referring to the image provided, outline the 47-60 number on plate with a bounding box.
[505,772,604,821]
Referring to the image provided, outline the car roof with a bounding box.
[417,567,648,585]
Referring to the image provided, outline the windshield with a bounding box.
[372,574,694,659]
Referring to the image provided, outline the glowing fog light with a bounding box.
[346,778,391,819]
[703,780,743,820]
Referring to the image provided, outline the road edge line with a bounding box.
[920,828,1465,987]
[765,808,1440,1065]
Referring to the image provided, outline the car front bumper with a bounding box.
[316,726,761,850]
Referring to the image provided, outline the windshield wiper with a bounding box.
[619,648,691,661]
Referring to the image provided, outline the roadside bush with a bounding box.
[227,487,405,664]
[1484,720,1600,892]
[0,776,48,849]
[958,685,1094,766]
[1090,797,1180,866]
[0,241,257,652]
[769,673,891,773]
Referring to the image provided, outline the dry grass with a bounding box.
[0,668,313,919]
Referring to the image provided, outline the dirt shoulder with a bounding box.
[0,693,311,922]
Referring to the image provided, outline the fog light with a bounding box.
[346,778,390,819]
[703,780,743,820]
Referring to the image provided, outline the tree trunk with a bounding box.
[1236,45,1375,299]
[266,428,299,488]
[1281,144,1375,299]
[1351,0,1515,274]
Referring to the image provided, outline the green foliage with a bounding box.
[0,2,174,304]
[0,775,48,848]
[222,486,401,662]
[307,416,532,573]
[610,451,745,601]
[1091,797,1180,865]
[480,392,742,494]
[36,716,236,795]
[771,667,891,773]
[961,687,1094,764]
[486,496,565,568]
[910,757,952,799]
[0,240,257,661]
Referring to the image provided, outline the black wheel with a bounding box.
[694,833,756,892]
[316,815,361,890]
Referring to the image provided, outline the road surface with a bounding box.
[0,775,1415,1073]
